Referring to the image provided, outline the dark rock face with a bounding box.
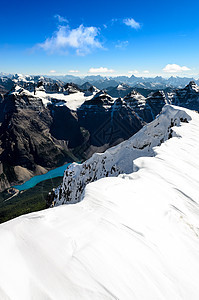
[78,92,145,147]
[0,86,8,94]
[171,81,199,111]
[63,83,81,94]
[146,91,168,117]
[0,89,145,191]
[49,105,84,148]
[0,77,14,93]
[80,82,93,91]
[124,90,154,123]
[106,84,133,98]
[80,83,99,96]
[82,91,114,106]
[0,91,82,189]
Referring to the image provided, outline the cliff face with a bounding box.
[0,90,84,189]
[146,90,168,117]
[171,81,199,111]
[123,90,154,122]
[77,92,145,147]
[0,88,144,190]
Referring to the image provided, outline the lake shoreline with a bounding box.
[0,176,64,224]
[13,162,73,191]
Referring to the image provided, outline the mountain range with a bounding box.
[1,73,199,92]
[50,74,199,89]
[0,76,199,192]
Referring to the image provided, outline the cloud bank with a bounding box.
[163,64,190,73]
[69,70,79,73]
[88,67,114,73]
[38,24,102,55]
[128,70,139,74]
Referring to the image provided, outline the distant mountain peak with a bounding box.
[186,80,199,92]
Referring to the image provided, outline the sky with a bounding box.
[1,0,199,77]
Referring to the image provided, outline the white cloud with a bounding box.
[143,70,149,74]
[123,18,140,29]
[54,15,68,23]
[50,70,56,73]
[69,70,79,73]
[163,64,191,73]
[88,67,115,73]
[38,24,102,56]
[128,70,139,74]
[115,40,129,49]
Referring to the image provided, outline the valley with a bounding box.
[0,74,199,221]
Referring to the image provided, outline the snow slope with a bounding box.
[11,87,99,111]
[30,90,97,110]
[0,105,199,299]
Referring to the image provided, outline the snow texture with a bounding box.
[0,105,199,299]
[30,90,96,110]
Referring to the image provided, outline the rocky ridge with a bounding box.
[54,105,191,205]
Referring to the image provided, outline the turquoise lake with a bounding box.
[14,163,72,191]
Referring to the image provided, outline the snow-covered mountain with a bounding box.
[0,76,15,93]
[1,73,199,92]
[1,105,199,299]
[0,74,65,95]
[53,105,191,205]
[50,74,199,89]
[0,80,199,191]
[106,83,133,98]
[0,86,144,190]
[146,90,168,117]
[168,81,199,110]
[77,91,144,150]
[123,90,154,122]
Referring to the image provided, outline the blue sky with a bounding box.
[1,0,199,77]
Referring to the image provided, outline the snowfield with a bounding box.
[30,90,97,110]
[12,88,99,111]
[0,105,199,299]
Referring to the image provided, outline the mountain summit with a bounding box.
[0,105,199,299]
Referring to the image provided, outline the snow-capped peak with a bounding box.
[116,83,130,90]
[186,80,199,92]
